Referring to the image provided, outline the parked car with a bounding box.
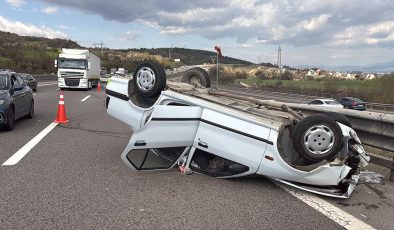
[19,73,38,91]
[336,97,367,111]
[308,99,344,108]
[106,61,369,198]
[0,72,34,130]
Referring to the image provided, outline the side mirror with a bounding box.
[54,59,58,68]
[87,62,91,70]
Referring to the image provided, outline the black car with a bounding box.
[0,72,34,130]
[20,73,37,91]
[336,97,367,111]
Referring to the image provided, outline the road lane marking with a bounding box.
[277,183,375,230]
[81,95,91,102]
[2,122,58,166]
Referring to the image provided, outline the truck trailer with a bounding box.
[55,49,101,89]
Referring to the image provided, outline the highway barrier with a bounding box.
[33,74,57,82]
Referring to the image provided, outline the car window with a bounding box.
[12,75,23,88]
[352,98,364,103]
[16,75,25,86]
[0,74,9,90]
[126,147,186,170]
[325,101,340,105]
[310,100,323,105]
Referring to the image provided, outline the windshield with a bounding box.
[58,59,87,69]
[0,74,9,90]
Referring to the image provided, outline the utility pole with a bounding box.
[169,44,173,59]
[277,46,282,69]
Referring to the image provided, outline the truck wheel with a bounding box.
[326,112,352,127]
[293,115,343,162]
[133,60,166,98]
[182,67,211,88]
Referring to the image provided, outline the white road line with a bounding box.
[277,183,375,230]
[2,122,58,166]
[81,95,91,102]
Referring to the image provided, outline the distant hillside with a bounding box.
[124,48,253,66]
[0,31,80,74]
[0,31,253,74]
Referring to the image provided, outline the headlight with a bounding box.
[0,100,5,105]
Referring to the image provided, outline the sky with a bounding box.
[0,0,394,67]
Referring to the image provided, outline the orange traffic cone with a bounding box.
[55,91,69,123]
[97,81,101,92]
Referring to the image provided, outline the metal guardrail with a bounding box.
[218,86,394,180]
[33,74,57,82]
[227,84,394,112]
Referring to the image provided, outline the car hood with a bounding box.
[0,90,9,99]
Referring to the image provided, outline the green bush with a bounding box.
[255,70,268,80]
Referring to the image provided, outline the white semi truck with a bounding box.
[55,49,101,89]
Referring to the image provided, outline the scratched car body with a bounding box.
[106,62,369,198]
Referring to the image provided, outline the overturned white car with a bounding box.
[106,61,369,198]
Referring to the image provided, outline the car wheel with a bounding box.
[182,67,211,88]
[5,107,15,131]
[325,112,351,127]
[133,60,166,98]
[293,115,343,162]
[27,100,34,119]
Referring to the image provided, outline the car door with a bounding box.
[10,75,24,118]
[16,75,30,115]
[121,105,203,170]
[191,109,271,178]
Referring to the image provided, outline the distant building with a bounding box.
[333,72,342,78]
[365,74,376,80]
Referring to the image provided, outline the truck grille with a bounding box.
[60,71,84,78]
[65,78,80,86]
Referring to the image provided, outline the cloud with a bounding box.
[331,21,394,48]
[36,0,394,48]
[42,6,58,14]
[57,25,74,30]
[119,31,141,41]
[6,0,25,7]
[0,16,68,39]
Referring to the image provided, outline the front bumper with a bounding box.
[58,78,88,88]
[272,174,359,198]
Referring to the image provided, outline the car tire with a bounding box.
[133,60,166,98]
[182,67,211,88]
[27,100,34,119]
[5,106,15,131]
[293,115,343,162]
[326,112,351,127]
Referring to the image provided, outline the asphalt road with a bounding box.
[0,83,393,229]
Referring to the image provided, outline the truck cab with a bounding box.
[56,49,101,89]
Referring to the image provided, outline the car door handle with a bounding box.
[198,141,208,148]
[134,141,147,147]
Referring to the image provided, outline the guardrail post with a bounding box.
[391,155,394,181]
